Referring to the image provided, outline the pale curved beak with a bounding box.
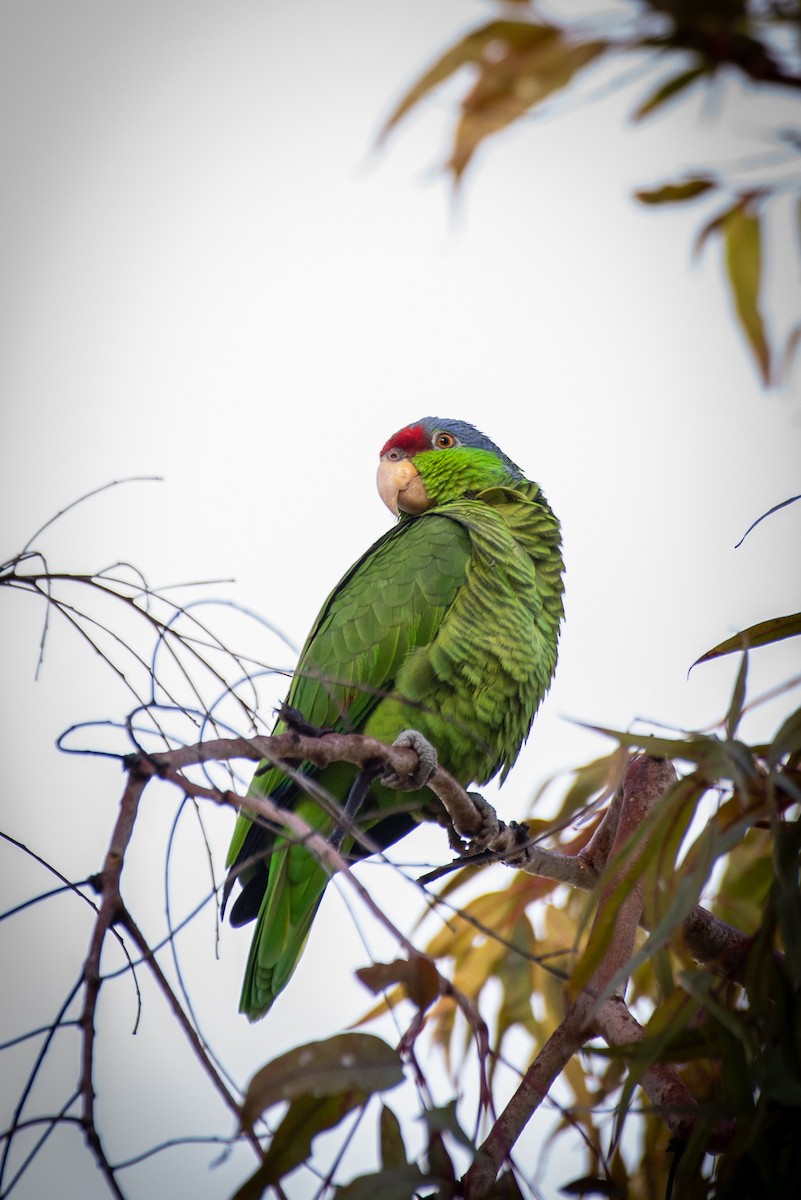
[376,458,432,516]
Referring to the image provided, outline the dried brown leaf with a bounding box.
[356,956,440,1011]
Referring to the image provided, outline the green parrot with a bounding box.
[224,417,564,1019]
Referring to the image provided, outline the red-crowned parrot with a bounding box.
[225,418,564,1019]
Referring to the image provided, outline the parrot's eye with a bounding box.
[434,431,457,449]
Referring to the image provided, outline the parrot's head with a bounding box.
[377,417,523,516]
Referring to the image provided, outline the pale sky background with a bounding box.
[1,2,800,1198]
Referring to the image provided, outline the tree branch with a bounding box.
[104,734,759,1198]
[462,756,733,1197]
[76,759,258,1200]
[78,765,145,1198]
[147,731,761,984]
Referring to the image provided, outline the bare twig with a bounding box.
[0,979,84,1193]
[77,767,145,1198]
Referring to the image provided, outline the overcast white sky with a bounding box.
[1,2,800,1197]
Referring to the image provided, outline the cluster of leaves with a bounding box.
[635,176,790,386]
[234,1030,490,1200]
[234,617,801,1197]
[380,0,801,384]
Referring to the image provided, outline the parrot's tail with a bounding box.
[239,840,329,1020]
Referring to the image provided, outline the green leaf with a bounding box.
[380,20,546,143]
[380,20,606,181]
[713,829,773,931]
[679,969,755,1049]
[418,1099,474,1151]
[621,801,762,1002]
[723,203,771,383]
[335,1166,428,1200]
[772,823,801,982]
[491,1170,528,1198]
[693,613,801,666]
[593,990,693,1135]
[576,721,723,766]
[241,1033,404,1130]
[542,750,625,822]
[561,1176,625,1198]
[426,1129,456,1182]
[449,29,606,180]
[494,916,540,1056]
[589,1024,728,1064]
[379,1103,408,1170]
[635,177,716,205]
[633,64,709,120]
[725,650,748,740]
[568,770,751,1006]
[694,201,737,256]
[234,1091,367,1198]
[768,705,801,768]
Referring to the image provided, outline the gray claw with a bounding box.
[382,729,438,792]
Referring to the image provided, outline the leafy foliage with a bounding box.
[236,1035,405,1198]
[381,0,801,385]
[386,646,800,1197]
[381,20,607,181]
[3,6,801,1197]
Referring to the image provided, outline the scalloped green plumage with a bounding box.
[225,424,564,1019]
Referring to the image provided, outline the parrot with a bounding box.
[224,417,564,1020]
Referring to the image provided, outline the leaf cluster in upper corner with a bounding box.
[382,0,801,387]
[380,17,607,183]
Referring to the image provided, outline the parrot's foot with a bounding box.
[417,800,531,886]
[462,790,500,852]
[277,703,334,738]
[467,792,531,859]
[383,730,438,792]
[330,765,379,852]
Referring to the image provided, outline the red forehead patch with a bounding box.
[379,423,429,457]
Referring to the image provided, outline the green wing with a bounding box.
[226,514,470,858]
[226,513,472,1017]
